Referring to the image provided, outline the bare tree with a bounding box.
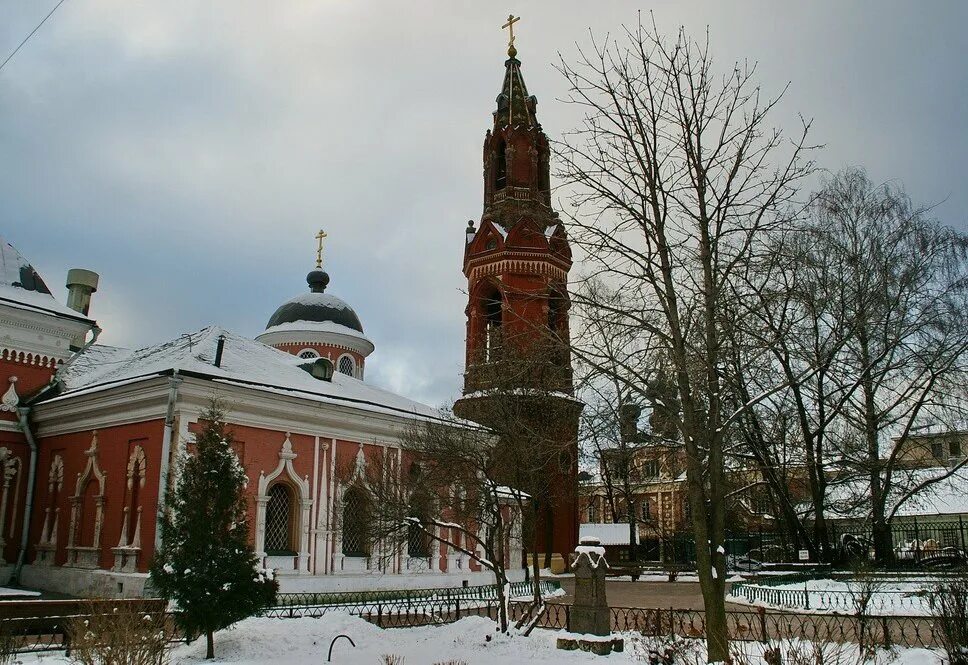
[361,415,520,633]
[556,16,814,661]
[809,169,968,563]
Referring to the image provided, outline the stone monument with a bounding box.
[557,536,624,655]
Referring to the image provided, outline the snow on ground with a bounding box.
[0,586,41,597]
[17,612,946,665]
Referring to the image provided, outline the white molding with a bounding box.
[0,302,92,362]
[256,328,374,358]
[255,434,312,574]
[32,375,426,444]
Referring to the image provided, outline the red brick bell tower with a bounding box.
[453,31,580,571]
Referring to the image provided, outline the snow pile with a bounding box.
[16,613,943,664]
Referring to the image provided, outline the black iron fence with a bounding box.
[270,579,560,617]
[644,518,968,567]
[0,599,946,655]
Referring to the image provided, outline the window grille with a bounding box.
[407,499,431,557]
[264,484,294,554]
[298,349,319,359]
[342,486,371,557]
[338,355,355,376]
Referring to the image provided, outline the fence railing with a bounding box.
[270,579,559,616]
[645,518,968,567]
[0,600,944,654]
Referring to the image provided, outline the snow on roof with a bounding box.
[259,319,372,343]
[805,466,968,520]
[47,326,439,421]
[0,237,93,324]
[580,522,635,546]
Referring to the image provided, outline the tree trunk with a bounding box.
[205,630,214,660]
[871,516,895,566]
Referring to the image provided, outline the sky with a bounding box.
[2,1,966,408]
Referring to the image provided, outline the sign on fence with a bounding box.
[798,550,810,561]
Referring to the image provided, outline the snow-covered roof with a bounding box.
[0,236,93,324]
[805,466,968,520]
[44,326,438,420]
[259,319,372,343]
[579,522,635,546]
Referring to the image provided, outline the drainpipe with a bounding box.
[10,407,39,585]
[155,372,182,553]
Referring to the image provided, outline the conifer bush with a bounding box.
[149,402,277,659]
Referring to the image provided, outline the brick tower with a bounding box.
[453,33,580,571]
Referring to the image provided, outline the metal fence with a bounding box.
[269,579,560,618]
[649,518,968,567]
[0,600,945,655]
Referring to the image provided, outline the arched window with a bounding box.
[342,485,371,557]
[298,349,319,359]
[407,496,431,558]
[482,289,503,362]
[264,484,295,554]
[338,355,355,376]
[494,140,507,190]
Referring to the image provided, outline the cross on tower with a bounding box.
[502,14,520,54]
[314,229,328,269]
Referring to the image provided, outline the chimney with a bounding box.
[214,334,226,368]
[66,268,99,316]
[66,268,100,350]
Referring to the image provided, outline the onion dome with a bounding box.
[256,267,374,374]
[265,269,364,333]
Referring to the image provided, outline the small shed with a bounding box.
[579,523,636,565]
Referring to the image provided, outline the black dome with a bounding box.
[265,293,364,332]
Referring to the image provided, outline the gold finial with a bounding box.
[502,14,520,58]
[314,229,328,269]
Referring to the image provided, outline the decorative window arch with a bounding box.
[0,449,20,564]
[67,431,106,568]
[337,354,355,377]
[113,445,146,571]
[255,433,311,571]
[36,455,64,564]
[297,349,319,359]
[475,283,504,363]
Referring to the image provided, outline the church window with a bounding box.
[482,290,503,362]
[486,238,498,251]
[342,485,371,557]
[495,140,507,190]
[298,349,319,359]
[264,483,295,554]
[407,495,431,558]
[338,355,356,376]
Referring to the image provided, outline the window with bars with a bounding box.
[298,349,319,359]
[264,484,295,555]
[338,355,355,376]
[342,486,371,557]
[407,497,431,558]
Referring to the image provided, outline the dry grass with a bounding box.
[68,603,169,665]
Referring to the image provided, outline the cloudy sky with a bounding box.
[2,1,966,407]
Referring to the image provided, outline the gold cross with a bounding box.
[314,229,328,269]
[502,14,520,50]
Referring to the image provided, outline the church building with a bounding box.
[0,34,572,597]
